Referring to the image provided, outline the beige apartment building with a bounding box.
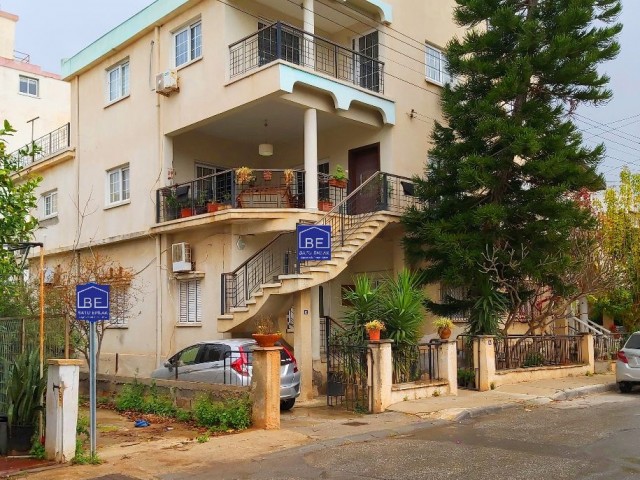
[0,11,70,156]
[28,0,461,401]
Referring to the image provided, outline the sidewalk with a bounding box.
[22,373,617,480]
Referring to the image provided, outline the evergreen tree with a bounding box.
[402,0,622,334]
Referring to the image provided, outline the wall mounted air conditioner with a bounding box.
[172,242,192,272]
[156,69,179,96]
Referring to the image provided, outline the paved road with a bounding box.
[159,390,640,480]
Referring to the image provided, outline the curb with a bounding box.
[550,382,617,401]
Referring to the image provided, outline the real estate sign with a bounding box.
[297,224,332,261]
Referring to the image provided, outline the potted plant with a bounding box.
[236,166,254,184]
[252,316,281,347]
[6,350,46,453]
[364,320,385,341]
[318,196,333,212]
[283,169,294,186]
[434,317,454,340]
[329,165,347,188]
[262,170,273,181]
[180,201,194,218]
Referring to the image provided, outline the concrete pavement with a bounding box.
[23,372,618,480]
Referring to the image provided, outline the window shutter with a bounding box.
[179,280,201,323]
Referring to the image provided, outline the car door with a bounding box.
[186,343,231,383]
[173,344,204,381]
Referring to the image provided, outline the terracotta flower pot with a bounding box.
[319,201,333,212]
[180,207,193,218]
[262,171,273,181]
[438,326,452,340]
[252,333,281,347]
[329,179,347,188]
[207,203,219,213]
[368,328,381,341]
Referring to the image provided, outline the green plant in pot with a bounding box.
[434,317,454,340]
[329,165,347,188]
[6,349,46,453]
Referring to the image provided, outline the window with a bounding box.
[172,345,201,366]
[174,20,202,67]
[41,190,58,219]
[353,31,380,91]
[107,61,130,102]
[179,279,202,324]
[109,284,129,326]
[19,76,39,96]
[425,45,452,85]
[106,165,130,206]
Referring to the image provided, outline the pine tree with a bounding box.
[402,0,622,334]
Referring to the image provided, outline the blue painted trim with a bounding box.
[61,0,190,79]
[364,0,393,24]
[279,64,396,125]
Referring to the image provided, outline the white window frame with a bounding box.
[174,19,202,68]
[179,279,202,324]
[19,75,39,97]
[425,45,452,86]
[106,164,130,207]
[41,190,58,219]
[106,59,130,103]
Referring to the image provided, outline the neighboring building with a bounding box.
[0,10,70,155]
[29,0,462,401]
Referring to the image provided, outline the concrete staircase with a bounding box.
[217,212,395,332]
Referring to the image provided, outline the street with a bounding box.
[159,391,640,480]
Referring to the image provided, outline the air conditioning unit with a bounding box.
[156,69,179,96]
[172,242,192,272]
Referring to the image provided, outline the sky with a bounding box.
[2,0,638,187]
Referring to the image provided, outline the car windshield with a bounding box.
[624,334,640,350]
[243,343,293,365]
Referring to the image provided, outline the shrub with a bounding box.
[114,379,146,412]
[193,395,251,431]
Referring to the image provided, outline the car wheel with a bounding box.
[619,382,633,393]
[280,398,295,411]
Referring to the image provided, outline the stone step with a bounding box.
[230,306,249,313]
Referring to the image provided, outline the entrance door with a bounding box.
[348,143,380,214]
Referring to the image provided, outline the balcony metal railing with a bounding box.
[221,172,418,313]
[8,123,71,169]
[229,22,384,94]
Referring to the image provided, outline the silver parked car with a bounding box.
[151,338,300,409]
[616,332,640,393]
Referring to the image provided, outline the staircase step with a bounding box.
[218,314,234,320]
[252,291,264,298]
[260,283,282,289]
[246,299,257,305]
[278,274,314,280]
[230,307,249,313]
[306,267,331,273]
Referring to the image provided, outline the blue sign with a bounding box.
[76,283,110,322]
[297,224,331,261]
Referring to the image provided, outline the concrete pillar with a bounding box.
[45,359,83,463]
[368,340,393,413]
[304,109,318,210]
[311,286,320,361]
[251,347,281,429]
[303,0,315,68]
[293,289,314,401]
[579,296,589,326]
[163,135,173,187]
[474,336,496,392]
[581,333,595,373]
[437,341,458,396]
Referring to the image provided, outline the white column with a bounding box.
[303,0,315,33]
[311,286,320,360]
[579,296,589,329]
[294,289,314,401]
[304,109,318,210]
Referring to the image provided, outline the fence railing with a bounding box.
[8,123,71,169]
[494,335,583,371]
[0,315,66,412]
[221,172,418,313]
[229,22,384,94]
[326,343,371,411]
[594,333,623,361]
[392,341,441,384]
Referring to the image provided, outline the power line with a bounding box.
[573,113,640,144]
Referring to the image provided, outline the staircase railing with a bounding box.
[567,316,611,336]
[221,172,418,313]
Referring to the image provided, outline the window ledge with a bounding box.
[104,199,131,210]
[176,322,202,327]
[40,214,58,221]
[18,92,40,99]
[104,94,130,109]
[174,271,205,281]
[176,56,202,72]
[424,77,445,87]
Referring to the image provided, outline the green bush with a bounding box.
[193,395,251,431]
[114,379,146,412]
[522,352,545,368]
[175,408,192,422]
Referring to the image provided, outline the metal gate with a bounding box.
[326,343,372,412]
[456,334,479,390]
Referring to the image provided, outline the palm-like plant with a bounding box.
[378,269,426,344]
[341,275,382,345]
[6,349,46,427]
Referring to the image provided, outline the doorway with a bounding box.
[348,143,380,214]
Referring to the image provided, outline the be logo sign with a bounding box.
[297,224,331,261]
[76,283,110,322]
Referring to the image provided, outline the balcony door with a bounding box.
[348,143,380,214]
[258,22,301,66]
[195,163,226,203]
[353,31,380,92]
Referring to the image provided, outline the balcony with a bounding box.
[156,168,348,223]
[229,22,384,94]
[8,123,71,170]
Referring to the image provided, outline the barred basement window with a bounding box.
[179,279,202,324]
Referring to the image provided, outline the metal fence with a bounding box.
[494,335,583,371]
[594,334,623,361]
[392,341,441,384]
[0,316,66,412]
[229,22,384,93]
[456,334,477,389]
[326,343,371,412]
[8,123,71,169]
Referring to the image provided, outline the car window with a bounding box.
[624,334,640,350]
[177,345,201,365]
[243,343,292,365]
[201,344,231,362]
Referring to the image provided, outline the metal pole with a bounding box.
[39,246,44,379]
[89,321,97,456]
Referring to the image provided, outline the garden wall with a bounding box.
[79,373,248,409]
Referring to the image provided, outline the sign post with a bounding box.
[297,224,332,262]
[76,282,110,457]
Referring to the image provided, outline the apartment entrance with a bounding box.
[348,143,380,214]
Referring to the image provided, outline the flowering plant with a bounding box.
[364,320,386,331]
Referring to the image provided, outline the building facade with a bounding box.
[28,0,461,401]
